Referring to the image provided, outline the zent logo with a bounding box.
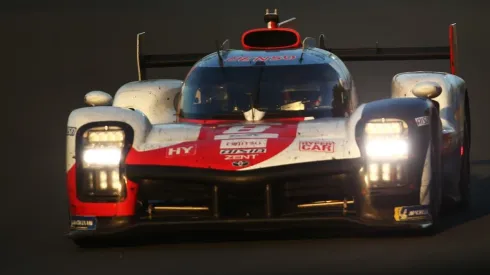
[299,141,335,153]
[166,145,196,157]
[225,154,259,160]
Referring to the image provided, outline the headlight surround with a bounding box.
[76,124,132,202]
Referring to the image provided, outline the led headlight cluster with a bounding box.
[82,127,125,168]
[79,125,127,200]
[364,119,409,160]
[363,119,409,184]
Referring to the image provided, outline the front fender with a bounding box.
[66,106,153,172]
[355,97,441,188]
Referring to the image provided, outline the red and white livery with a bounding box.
[66,9,471,246]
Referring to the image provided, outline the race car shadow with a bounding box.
[78,173,490,249]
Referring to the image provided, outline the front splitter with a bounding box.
[66,216,432,240]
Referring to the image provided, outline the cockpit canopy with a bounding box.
[178,63,350,120]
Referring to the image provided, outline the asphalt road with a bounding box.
[4,1,490,274]
[3,166,490,275]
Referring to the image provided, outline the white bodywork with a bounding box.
[112,79,183,124]
[391,71,466,135]
[66,75,365,172]
[391,71,467,199]
[66,107,364,172]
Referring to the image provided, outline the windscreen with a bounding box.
[178,63,349,120]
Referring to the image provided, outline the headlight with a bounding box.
[365,121,403,135]
[83,148,121,166]
[363,119,409,160]
[82,127,125,168]
[88,131,124,143]
[365,138,409,159]
[362,119,409,185]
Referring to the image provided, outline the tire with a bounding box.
[458,94,471,208]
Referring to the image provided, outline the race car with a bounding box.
[66,9,471,246]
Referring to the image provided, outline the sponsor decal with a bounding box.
[220,139,267,149]
[232,161,249,167]
[415,116,430,127]
[220,148,267,155]
[166,145,196,157]
[221,148,266,161]
[215,125,278,140]
[70,216,97,230]
[225,56,296,62]
[299,141,335,153]
[393,205,431,222]
[225,154,259,160]
[67,126,77,136]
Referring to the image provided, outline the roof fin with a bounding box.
[318,34,326,50]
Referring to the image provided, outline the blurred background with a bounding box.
[3,0,489,273]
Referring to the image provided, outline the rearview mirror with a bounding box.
[411,82,442,99]
[84,91,113,106]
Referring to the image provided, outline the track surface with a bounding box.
[4,168,490,275]
[4,1,490,274]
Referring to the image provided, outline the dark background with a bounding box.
[4,0,490,274]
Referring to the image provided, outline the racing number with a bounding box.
[214,125,279,140]
[223,125,270,134]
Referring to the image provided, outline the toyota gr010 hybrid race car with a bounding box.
[66,9,471,246]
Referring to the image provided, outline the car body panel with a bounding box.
[391,71,467,200]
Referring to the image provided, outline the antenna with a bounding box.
[278,17,297,28]
[215,40,224,67]
[136,32,146,81]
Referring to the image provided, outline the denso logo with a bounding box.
[166,145,196,157]
[220,139,267,149]
[299,141,335,153]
